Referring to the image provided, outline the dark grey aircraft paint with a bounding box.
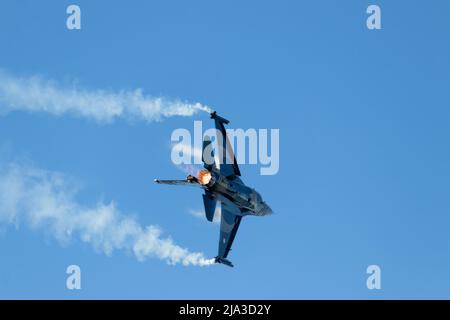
[155,112,272,267]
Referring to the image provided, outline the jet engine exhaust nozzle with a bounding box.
[197,169,214,186]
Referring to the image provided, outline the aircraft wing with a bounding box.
[211,112,241,178]
[215,200,242,267]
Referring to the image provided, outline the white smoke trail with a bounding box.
[0,71,212,123]
[0,162,215,266]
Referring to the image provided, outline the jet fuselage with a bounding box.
[200,168,272,217]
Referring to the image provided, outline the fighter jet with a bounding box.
[154,112,272,267]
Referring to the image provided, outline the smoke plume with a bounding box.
[0,71,212,123]
[0,162,215,266]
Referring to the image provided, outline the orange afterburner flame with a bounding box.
[197,169,212,185]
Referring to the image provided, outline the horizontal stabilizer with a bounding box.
[202,193,217,222]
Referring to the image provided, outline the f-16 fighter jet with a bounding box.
[155,112,272,267]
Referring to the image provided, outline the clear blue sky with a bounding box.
[0,0,449,299]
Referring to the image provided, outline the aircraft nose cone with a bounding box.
[257,202,273,216]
